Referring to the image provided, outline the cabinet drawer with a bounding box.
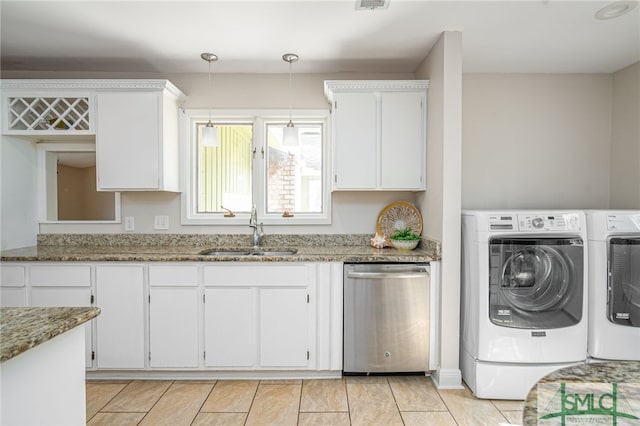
[204,263,312,286]
[0,265,26,287]
[30,265,91,287]
[149,265,198,287]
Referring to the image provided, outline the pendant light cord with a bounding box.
[288,59,293,122]
[208,59,212,123]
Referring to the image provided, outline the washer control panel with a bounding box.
[607,214,640,231]
[488,215,517,231]
[518,213,582,231]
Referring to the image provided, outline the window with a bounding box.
[181,110,330,225]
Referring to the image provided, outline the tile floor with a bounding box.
[86,376,524,426]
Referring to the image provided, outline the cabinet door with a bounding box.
[260,288,309,367]
[31,287,93,367]
[95,266,145,369]
[96,92,160,190]
[380,92,425,189]
[204,288,255,368]
[149,287,199,368]
[29,264,93,367]
[332,92,377,189]
[0,264,26,307]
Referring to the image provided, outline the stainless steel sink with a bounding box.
[199,248,298,256]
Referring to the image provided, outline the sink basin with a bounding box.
[248,250,298,256]
[199,248,298,256]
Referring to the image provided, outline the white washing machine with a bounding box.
[461,210,588,399]
[586,210,640,361]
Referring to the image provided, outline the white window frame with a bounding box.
[180,109,331,225]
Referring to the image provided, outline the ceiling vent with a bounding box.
[355,0,389,10]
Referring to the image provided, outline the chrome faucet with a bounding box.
[249,205,264,247]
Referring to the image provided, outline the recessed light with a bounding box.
[595,1,637,20]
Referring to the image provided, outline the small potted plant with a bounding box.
[389,227,420,251]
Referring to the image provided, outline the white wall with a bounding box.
[461,73,613,210]
[415,31,463,389]
[1,135,38,249]
[609,61,640,208]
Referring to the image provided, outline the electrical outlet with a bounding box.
[124,216,135,231]
[154,215,169,230]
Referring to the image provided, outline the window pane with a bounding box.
[265,123,323,214]
[197,123,253,213]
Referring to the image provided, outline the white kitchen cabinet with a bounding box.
[204,287,255,367]
[0,264,26,307]
[1,80,93,136]
[29,264,94,367]
[2,260,343,376]
[259,287,309,367]
[203,263,315,370]
[95,81,184,191]
[95,265,145,369]
[324,80,428,191]
[148,265,199,368]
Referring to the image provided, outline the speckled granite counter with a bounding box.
[523,361,640,425]
[0,307,100,363]
[0,233,441,263]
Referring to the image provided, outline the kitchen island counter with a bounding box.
[0,307,100,425]
[523,361,640,425]
[0,306,100,362]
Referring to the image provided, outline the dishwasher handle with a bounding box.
[346,270,429,279]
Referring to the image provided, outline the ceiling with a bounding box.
[1,0,639,75]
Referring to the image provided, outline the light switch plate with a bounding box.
[154,215,169,230]
[124,216,135,231]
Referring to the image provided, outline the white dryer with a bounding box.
[461,211,588,399]
[586,210,640,361]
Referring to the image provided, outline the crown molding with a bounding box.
[324,79,429,100]
[1,79,186,99]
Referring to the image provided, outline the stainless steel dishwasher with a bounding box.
[343,263,430,374]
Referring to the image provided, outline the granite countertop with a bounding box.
[523,361,640,425]
[0,234,441,263]
[0,307,101,363]
[0,244,437,263]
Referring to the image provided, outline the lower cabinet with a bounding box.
[29,264,94,368]
[95,265,145,369]
[3,261,343,375]
[0,264,27,307]
[148,265,199,368]
[203,263,315,370]
[204,287,255,367]
[259,287,309,367]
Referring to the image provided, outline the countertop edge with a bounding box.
[0,246,440,263]
[0,307,101,363]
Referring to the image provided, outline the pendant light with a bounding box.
[282,53,299,146]
[201,52,219,147]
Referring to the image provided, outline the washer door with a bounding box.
[608,237,640,327]
[489,237,584,329]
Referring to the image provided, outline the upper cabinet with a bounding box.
[95,82,184,191]
[324,80,428,191]
[1,79,185,192]
[1,80,94,136]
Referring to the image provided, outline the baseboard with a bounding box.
[431,368,463,389]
